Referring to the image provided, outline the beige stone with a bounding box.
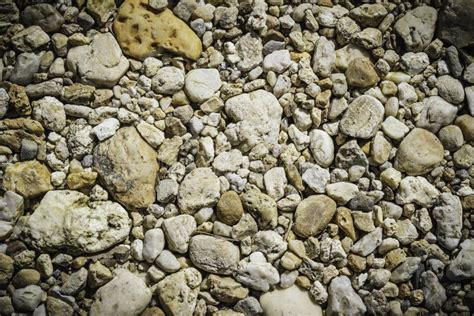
[345,57,379,88]
[294,195,337,238]
[3,160,52,198]
[216,191,244,226]
[113,0,202,60]
[67,171,97,190]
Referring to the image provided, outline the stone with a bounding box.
[11,26,50,52]
[400,52,430,75]
[396,176,439,207]
[416,96,458,133]
[345,58,379,88]
[263,49,292,73]
[8,84,31,116]
[155,250,180,273]
[382,116,409,141]
[88,261,113,288]
[336,207,357,240]
[251,230,287,263]
[207,274,249,303]
[31,96,66,132]
[312,36,335,78]
[302,165,330,194]
[46,296,74,315]
[421,271,446,312]
[3,160,52,199]
[371,132,391,165]
[340,95,384,139]
[26,190,130,254]
[225,90,282,152]
[447,239,474,281]
[236,33,263,72]
[189,235,240,275]
[157,136,182,165]
[335,44,371,71]
[453,144,474,168]
[235,252,279,291]
[61,267,88,295]
[394,219,419,245]
[114,0,202,60]
[184,68,222,103]
[294,195,337,238]
[390,257,421,283]
[151,66,185,95]
[351,227,383,256]
[335,140,369,170]
[12,285,43,312]
[394,6,437,52]
[93,127,159,209]
[437,75,464,104]
[264,167,287,200]
[327,276,366,315]
[0,88,8,118]
[352,28,382,49]
[309,129,334,168]
[92,118,120,141]
[217,191,244,226]
[9,52,42,85]
[67,32,129,88]
[433,193,462,250]
[87,0,116,25]
[439,125,464,151]
[0,191,24,239]
[241,190,278,229]
[136,121,164,148]
[395,128,444,175]
[178,168,220,214]
[0,254,14,286]
[22,4,64,33]
[12,269,40,288]
[90,269,151,316]
[260,285,323,316]
[455,115,474,142]
[349,4,387,27]
[156,179,178,203]
[143,228,165,263]
[213,150,243,173]
[156,268,201,315]
[162,214,196,253]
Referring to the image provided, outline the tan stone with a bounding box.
[4,160,52,198]
[113,0,202,60]
[67,171,97,190]
[345,57,379,88]
[8,84,31,116]
[385,248,407,270]
[93,127,159,209]
[207,274,249,303]
[294,195,337,238]
[336,207,357,240]
[216,191,244,226]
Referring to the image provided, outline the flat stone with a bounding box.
[3,160,52,199]
[351,227,383,256]
[162,214,196,253]
[327,276,366,315]
[93,127,159,209]
[395,128,444,175]
[394,6,437,52]
[114,0,202,60]
[189,235,240,275]
[340,95,384,139]
[26,190,130,254]
[260,285,323,316]
[433,193,462,250]
[178,167,220,214]
[184,68,222,103]
[207,274,249,303]
[294,195,337,238]
[90,269,151,316]
[67,32,129,88]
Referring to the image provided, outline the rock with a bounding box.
[184,68,222,103]
[0,254,14,286]
[263,50,292,73]
[0,191,24,239]
[156,268,201,315]
[351,227,383,256]
[207,274,248,303]
[335,44,371,71]
[465,86,474,115]
[345,58,379,88]
[447,239,474,281]
[312,36,335,78]
[90,269,151,316]
[0,88,8,118]
[88,261,113,288]
[46,296,74,315]
[264,167,287,200]
[22,4,64,33]
[400,52,430,75]
[394,219,419,245]
[155,250,180,273]
[3,160,52,199]
[455,114,474,142]
[382,116,409,141]
[12,285,43,312]
[439,125,464,151]
[11,26,50,52]
[394,128,444,175]
[156,179,178,203]
[251,230,287,263]
[309,129,334,168]
[437,75,465,104]
[9,52,41,85]
[61,267,88,295]
[302,165,329,194]
[8,84,31,116]
[340,95,384,139]
[433,193,462,250]
[27,190,130,254]
[294,195,337,238]
[421,271,446,312]
[12,269,40,288]
[162,214,196,253]
[438,0,474,60]
[260,285,323,315]
[225,90,282,152]
[349,4,387,27]
[92,118,120,141]
[68,119,95,159]
[352,28,382,49]
[151,66,185,95]
[396,176,439,207]
[189,235,240,275]
[453,144,474,168]
[241,190,278,229]
[114,0,202,60]
[394,6,437,52]
[335,140,369,169]
[236,33,263,71]
[416,96,458,133]
[143,228,165,263]
[327,276,366,315]
[66,32,129,88]
[213,150,243,173]
[178,168,220,214]
[87,0,116,25]
[32,96,66,132]
[93,127,159,209]
[136,121,164,148]
[390,257,421,283]
[217,191,244,226]
[157,136,182,165]
[235,252,279,291]
[235,297,263,315]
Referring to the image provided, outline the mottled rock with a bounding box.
[396,176,439,207]
[87,0,116,25]
[421,271,447,312]
[345,58,379,88]
[162,214,196,253]
[178,168,220,214]
[207,274,248,303]
[294,195,337,238]
[32,96,66,132]
[12,285,43,312]
[390,257,421,283]
[185,68,222,103]
[416,96,458,133]
[351,227,383,256]
[327,276,366,315]
[394,6,437,52]
[241,190,278,229]
[151,66,184,95]
[3,160,52,199]
[235,252,279,292]
[260,285,323,316]
[189,235,240,275]
[433,193,462,250]
[340,95,384,139]
[22,4,64,33]
[447,239,474,281]
[217,191,244,226]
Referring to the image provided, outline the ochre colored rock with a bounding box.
[113,0,202,60]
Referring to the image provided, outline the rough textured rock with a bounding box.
[260,285,323,316]
[66,33,129,88]
[417,96,458,133]
[294,195,337,238]
[345,58,379,87]
[3,160,52,199]
[21,4,64,33]
[225,90,282,153]
[395,128,444,175]
[162,215,196,254]
[189,235,240,275]
[93,127,159,209]
[113,0,202,60]
[241,190,278,229]
[394,6,437,52]
[178,168,220,214]
[340,95,384,139]
[184,68,222,103]
[433,193,462,250]
[90,269,151,316]
[396,176,439,207]
[447,239,474,281]
[26,190,130,254]
[421,271,447,312]
[327,276,366,315]
[217,191,244,226]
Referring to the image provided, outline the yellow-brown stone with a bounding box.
[67,171,98,190]
[3,160,52,198]
[113,0,202,61]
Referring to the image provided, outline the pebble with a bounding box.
[432,193,462,250]
[151,66,184,95]
[345,58,379,88]
[216,191,244,225]
[263,50,292,73]
[260,285,323,315]
[4,161,52,199]
[155,250,180,273]
[447,239,474,281]
[235,252,279,292]
[142,228,165,262]
[340,95,384,139]
[162,214,196,253]
[396,176,439,207]
[178,167,221,214]
[394,6,437,52]
[294,195,337,238]
[327,276,366,315]
[12,285,44,312]
[417,96,458,133]
[184,68,222,103]
[351,227,383,256]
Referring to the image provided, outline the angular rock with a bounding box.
[433,193,462,250]
[12,285,43,313]
[114,0,202,60]
[32,96,66,132]
[67,32,129,88]
[345,58,379,88]
[87,0,116,25]
[27,190,130,254]
[312,36,335,78]
[22,4,64,33]
[416,96,458,133]
[236,33,263,71]
[189,235,240,275]
[162,214,196,253]
[447,239,474,281]
[241,190,278,229]
[394,6,437,52]
[294,195,337,238]
[396,176,439,207]
[327,276,366,315]
[93,127,159,209]
[178,167,220,214]
[340,95,384,139]
[351,227,383,256]
[235,252,279,292]
[3,160,52,199]
[9,52,41,86]
[421,271,447,312]
[207,274,249,303]
[11,26,49,52]
[260,285,323,316]
[90,269,151,316]
[390,257,421,283]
